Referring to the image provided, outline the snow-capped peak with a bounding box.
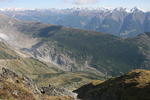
[130,7,144,12]
[0,8,34,11]
[0,7,147,13]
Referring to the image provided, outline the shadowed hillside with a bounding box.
[74,69,150,100]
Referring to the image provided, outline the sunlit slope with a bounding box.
[0,41,103,90]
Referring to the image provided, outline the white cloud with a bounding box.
[0,0,13,2]
[0,0,98,4]
[75,0,98,4]
[64,0,99,5]
[0,0,8,1]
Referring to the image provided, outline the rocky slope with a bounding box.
[0,67,75,100]
[0,67,37,100]
[74,69,150,100]
[1,7,150,37]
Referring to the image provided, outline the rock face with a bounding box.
[27,42,78,71]
[74,69,150,100]
[40,84,77,98]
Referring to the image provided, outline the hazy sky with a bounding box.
[0,0,149,11]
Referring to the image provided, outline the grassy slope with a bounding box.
[0,57,103,90]
[127,32,150,68]
[0,68,75,100]
[0,42,19,59]
[0,78,74,100]
[0,42,103,90]
[0,77,36,100]
[74,69,150,100]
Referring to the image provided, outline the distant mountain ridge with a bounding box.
[1,7,150,37]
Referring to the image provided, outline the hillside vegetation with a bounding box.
[27,25,146,76]
[74,69,150,100]
[0,13,150,78]
[0,42,19,59]
[0,41,103,90]
[0,67,75,100]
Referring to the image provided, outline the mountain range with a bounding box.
[1,7,150,37]
[0,11,150,99]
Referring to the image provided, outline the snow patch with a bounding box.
[0,33,9,40]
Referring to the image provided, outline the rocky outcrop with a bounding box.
[0,67,41,94]
[0,67,38,100]
[22,41,103,75]
[0,67,76,100]
[40,84,77,98]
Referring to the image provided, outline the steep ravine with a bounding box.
[22,41,105,77]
